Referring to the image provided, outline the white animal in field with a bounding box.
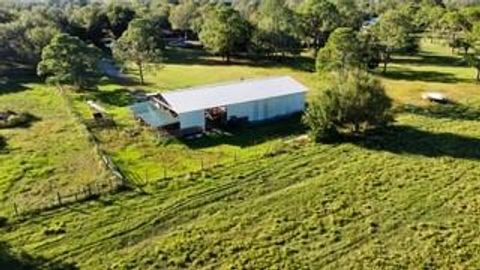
[422,92,448,103]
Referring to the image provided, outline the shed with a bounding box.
[131,76,307,135]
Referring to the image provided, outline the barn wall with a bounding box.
[179,110,205,130]
[226,93,305,121]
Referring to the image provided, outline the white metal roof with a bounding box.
[158,76,308,114]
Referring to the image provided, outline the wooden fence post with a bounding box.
[57,192,62,206]
[200,159,204,171]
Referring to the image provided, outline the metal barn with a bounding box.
[131,76,307,135]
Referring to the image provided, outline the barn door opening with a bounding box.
[205,106,227,130]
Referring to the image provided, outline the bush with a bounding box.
[0,216,8,227]
[303,71,393,142]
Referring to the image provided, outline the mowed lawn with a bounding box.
[2,40,480,269]
[0,80,109,215]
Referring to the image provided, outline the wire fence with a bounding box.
[8,140,297,219]
[7,85,309,219]
[7,86,130,219]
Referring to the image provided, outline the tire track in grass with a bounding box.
[315,169,469,268]
[25,144,347,264]
[53,153,291,259]
[59,145,346,261]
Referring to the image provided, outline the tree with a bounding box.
[233,0,261,22]
[298,0,340,54]
[440,11,470,53]
[169,0,198,38]
[358,29,382,70]
[0,8,14,24]
[37,33,101,89]
[416,4,445,41]
[374,9,413,73]
[255,0,301,58]
[107,3,136,39]
[113,18,165,85]
[316,27,360,72]
[466,22,480,81]
[303,71,393,141]
[69,4,111,50]
[199,6,250,63]
[0,8,61,64]
[335,0,364,29]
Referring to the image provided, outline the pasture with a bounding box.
[1,40,480,268]
[0,78,109,214]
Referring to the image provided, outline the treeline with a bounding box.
[1,0,480,87]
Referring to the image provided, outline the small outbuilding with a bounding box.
[131,76,307,135]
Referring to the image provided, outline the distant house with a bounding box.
[131,76,307,136]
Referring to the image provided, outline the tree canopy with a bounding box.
[113,18,165,85]
[374,9,413,73]
[199,6,250,62]
[169,0,198,33]
[37,33,101,89]
[316,27,360,72]
[303,71,393,142]
[298,0,339,53]
[254,0,301,58]
[107,3,136,39]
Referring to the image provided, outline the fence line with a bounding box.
[9,86,131,219]
[9,142,283,219]
[8,86,308,218]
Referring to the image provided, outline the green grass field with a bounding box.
[0,79,109,214]
[1,40,480,269]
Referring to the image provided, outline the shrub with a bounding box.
[0,216,8,227]
[303,71,393,142]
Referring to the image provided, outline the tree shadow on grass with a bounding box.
[183,114,307,149]
[392,53,467,68]
[0,241,78,270]
[0,77,36,96]
[92,88,135,107]
[0,135,6,153]
[378,67,470,84]
[164,47,316,72]
[398,104,480,121]
[350,125,480,160]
